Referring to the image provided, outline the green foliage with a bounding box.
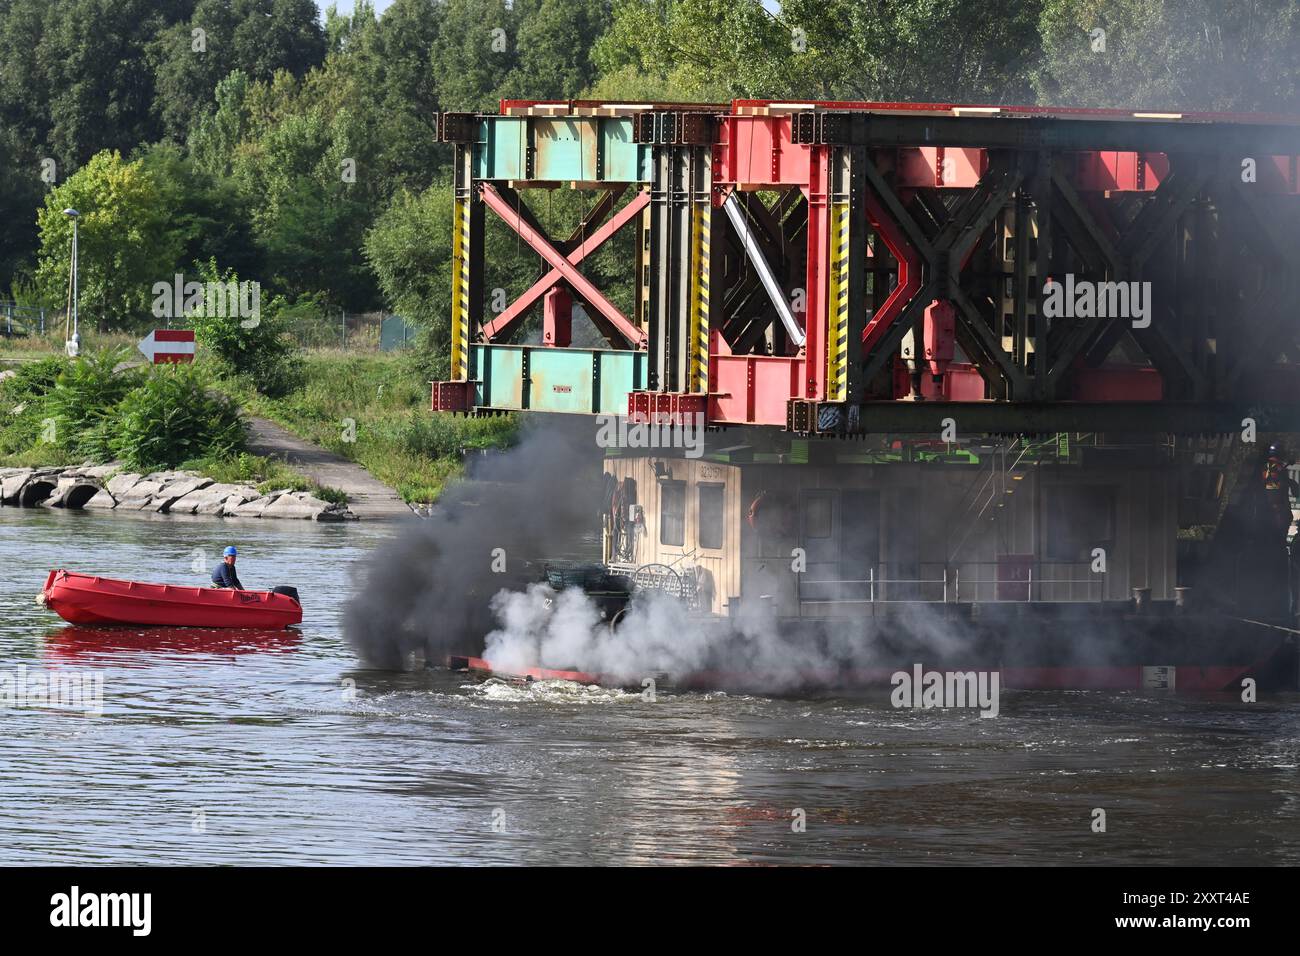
[398,412,518,460]
[34,151,183,330]
[151,0,327,143]
[139,144,262,284]
[189,260,304,397]
[110,365,247,470]
[0,356,69,404]
[1035,0,1300,111]
[596,0,1044,101]
[45,348,142,460]
[0,355,69,456]
[0,0,184,170]
[362,183,455,368]
[0,125,44,288]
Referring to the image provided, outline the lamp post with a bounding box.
[62,208,80,357]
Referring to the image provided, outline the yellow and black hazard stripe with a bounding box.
[449,196,472,380]
[826,200,850,402]
[688,203,710,394]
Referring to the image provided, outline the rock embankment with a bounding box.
[0,464,356,520]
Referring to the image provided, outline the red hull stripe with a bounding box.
[451,657,1252,693]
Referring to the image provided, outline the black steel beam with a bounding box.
[834,401,1300,435]
[827,113,1300,156]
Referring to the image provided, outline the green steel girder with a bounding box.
[469,343,647,415]
[471,115,653,184]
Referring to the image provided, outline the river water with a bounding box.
[2,506,1298,865]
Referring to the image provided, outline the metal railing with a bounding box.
[795,561,1106,608]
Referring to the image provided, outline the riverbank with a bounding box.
[2,346,518,508]
[220,352,517,505]
[0,463,355,520]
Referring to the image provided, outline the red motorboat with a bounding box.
[40,569,302,629]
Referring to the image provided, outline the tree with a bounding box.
[188,70,254,179]
[34,150,183,330]
[429,0,520,111]
[594,0,1044,102]
[501,0,615,100]
[0,124,45,291]
[189,258,303,397]
[363,183,456,373]
[139,143,262,284]
[1035,0,1300,111]
[0,0,191,170]
[151,0,328,142]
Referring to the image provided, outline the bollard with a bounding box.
[1132,586,1151,614]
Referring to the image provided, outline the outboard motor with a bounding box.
[271,585,301,605]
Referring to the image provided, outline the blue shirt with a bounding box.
[211,561,244,590]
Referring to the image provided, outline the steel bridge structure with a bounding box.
[430,100,1300,436]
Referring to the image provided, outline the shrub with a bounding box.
[0,356,69,456]
[110,365,246,469]
[0,356,68,403]
[45,348,141,460]
[189,259,303,398]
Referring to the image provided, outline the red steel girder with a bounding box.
[479,183,648,348]
[480,190,650,341]
[802,146,831,400]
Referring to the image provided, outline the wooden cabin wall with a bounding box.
[602,456,742,615]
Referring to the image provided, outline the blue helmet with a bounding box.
[223,546,238,557]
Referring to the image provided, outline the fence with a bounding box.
[1,303,416,354]
[1,302,47,336]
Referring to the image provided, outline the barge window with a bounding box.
[698,483,725,550]
[660,480,685,547]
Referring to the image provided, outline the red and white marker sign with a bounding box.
[138,329,195,364]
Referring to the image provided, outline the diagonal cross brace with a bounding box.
[861,158,1030,397]
[479,183,648,348]
[481,189,648,341]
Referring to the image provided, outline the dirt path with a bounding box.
[244,415,415,520]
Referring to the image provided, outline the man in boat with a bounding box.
[211,546,245,590]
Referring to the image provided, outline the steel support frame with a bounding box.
[437,105,1300,432]
[646,143,714,393]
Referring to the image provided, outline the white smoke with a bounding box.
[481,582,982,693]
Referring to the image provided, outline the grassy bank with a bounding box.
[0,348,343,501]
[219,351,517,503]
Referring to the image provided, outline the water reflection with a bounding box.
[43,625,301,663]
